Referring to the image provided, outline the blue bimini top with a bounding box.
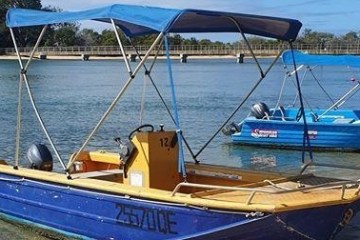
[6,4,302,41]
[282,50,360,67]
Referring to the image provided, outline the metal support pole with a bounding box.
[194,52,283,158]
[9,26,67,172]
[9,28,23,169]
[111,19,132,76]
[25,25,48,70]
[69,32,164,169]
[317,82,360,120]
[194,17,286,158]
[129,40,198,163]
[289,43,313,166]
[228,17,265,77]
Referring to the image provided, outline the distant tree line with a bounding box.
[1,0,360,50]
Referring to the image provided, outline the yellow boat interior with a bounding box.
[1,129,359,214]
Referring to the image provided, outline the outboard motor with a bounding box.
[114,137,136,179]
[26,143,53,171]
[250,102,270,119]
[114,137,135,165]
[222,122,241,136]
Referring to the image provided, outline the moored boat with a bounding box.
[225,50,360,151]
[3,4,360,240]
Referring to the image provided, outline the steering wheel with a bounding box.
[128,124,154,139]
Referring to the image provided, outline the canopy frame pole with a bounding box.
[288,44,313,168]
[292,66,307,106]
[274,69,288,111]
[317,81,360,120]
[128,39,199,163]
[111,19,132,75]
[128,38,163,125]
[283,64,312,108]
[23,26,47,70]
[308,66,335,104]
[129,38,162,74]
[10,27,24,169]
[287,65,304,77]
[284,64,308,108]
[194,50,284,158]
[292,66,327,111]
[228,17,265,77]
[14,74,23,170]
[68,32,164,170]
[10,26,67,172]
[292,69,315,110]
[194,17,286,158]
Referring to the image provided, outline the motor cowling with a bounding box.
[250,102,270,119]
[26,143,53,171]
[114,137,135,165]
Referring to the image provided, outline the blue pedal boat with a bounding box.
[3,4,360,240]
[226,50,360,151]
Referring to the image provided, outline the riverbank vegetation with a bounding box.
[1,0,359,51]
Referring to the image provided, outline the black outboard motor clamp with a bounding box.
[250,102,270,120]
[26,143,53,171]
[222,122,241,136]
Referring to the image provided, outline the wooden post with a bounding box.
[38,52,47,60]
[129,54,137,62]
[180,53,188,63]
[81,53,90,61]
[236,53,244,63]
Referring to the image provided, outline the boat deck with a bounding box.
[187,174,358,212]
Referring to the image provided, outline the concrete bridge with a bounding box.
[2,44,360,61]
[3,45,265,57]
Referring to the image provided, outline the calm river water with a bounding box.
[0,57,359,239]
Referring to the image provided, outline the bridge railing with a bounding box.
[2,43,360,56]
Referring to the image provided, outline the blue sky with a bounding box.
[41,0,360,41]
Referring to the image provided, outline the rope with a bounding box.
[139,74,147,125]
[275,216,317,240]
[263,179,291,190]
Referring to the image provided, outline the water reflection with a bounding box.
[222,143,360,181]
[250,154,277,168]
[222,143,302,172]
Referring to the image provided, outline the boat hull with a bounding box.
[0,172,358,240]
[231,108,360,151]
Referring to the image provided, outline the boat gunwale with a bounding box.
[0,163,359,214]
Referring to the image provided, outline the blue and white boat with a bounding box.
[2,4,360,240]
[226,50,360,151]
